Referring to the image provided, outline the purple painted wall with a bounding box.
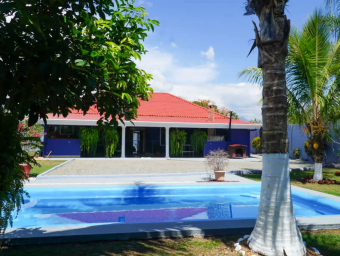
[44,139,81,156]
[204,129,251,156]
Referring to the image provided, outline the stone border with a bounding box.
[38,159,75,177]
[3,215,340,246]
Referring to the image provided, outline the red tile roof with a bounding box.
[47,92,256,125]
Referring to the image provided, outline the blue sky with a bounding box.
[136,0,325,121]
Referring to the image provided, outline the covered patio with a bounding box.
[41,93,261,158]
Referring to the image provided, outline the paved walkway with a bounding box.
[43,155,314,176]
[24,155,314,187]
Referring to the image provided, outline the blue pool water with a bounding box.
[12,184,340,228]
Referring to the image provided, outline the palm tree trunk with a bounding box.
[313,145,324,181]
[310,132,324,181]
[246,1,306,255]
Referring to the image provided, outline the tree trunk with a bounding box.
[247,1,306,255]
[310,134,324,181]
[313,162,323,181]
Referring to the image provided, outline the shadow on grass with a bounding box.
[1,226,241,256]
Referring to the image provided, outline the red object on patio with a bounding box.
[227,144,247,159]
[20,164,31,178]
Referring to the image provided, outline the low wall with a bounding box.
[44,139,81,157]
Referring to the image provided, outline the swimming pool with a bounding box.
[13,184,340,229]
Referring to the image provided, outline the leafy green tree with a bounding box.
[244,0,306,255]
[217,107,239,120]
[192,100,239,119]
[0,108,35,235]
[0,0,158,127]
[249,118,261,124]
[0,0,158,234]
[192,99,217,109]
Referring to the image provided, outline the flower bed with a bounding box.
[302,176,337,184]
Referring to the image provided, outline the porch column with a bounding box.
[165,127,170,159]
[121,126,126,158]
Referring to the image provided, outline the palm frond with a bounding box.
[238,67,263,86]
[325,0,340,13]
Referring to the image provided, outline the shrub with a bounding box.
[252,137,261,153]
[335,171,340,176]
[302,176,336,184]
[292,148,300,159]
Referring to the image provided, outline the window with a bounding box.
[47,125,81,139]
[160,128,166,145]
[60,126,73,135]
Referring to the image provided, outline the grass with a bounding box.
[302,229,340,256]
[239,168,340,197]
[29,160,66,177]
[1,230,340,256]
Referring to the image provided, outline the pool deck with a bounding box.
[26,172,256,187]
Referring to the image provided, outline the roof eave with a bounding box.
[39,119,262,129]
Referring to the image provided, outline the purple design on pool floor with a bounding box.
[57,207,207,223]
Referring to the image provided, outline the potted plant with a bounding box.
[205,149,229,181]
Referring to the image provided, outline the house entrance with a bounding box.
[126,127,165,157]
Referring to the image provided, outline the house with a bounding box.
[41,92,262,158]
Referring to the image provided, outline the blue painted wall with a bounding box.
[44,139,81,156]
[204,129,250,156]
[249,129,260,154]
[249,125,340,163]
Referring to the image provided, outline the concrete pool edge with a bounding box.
[3,216,340,245]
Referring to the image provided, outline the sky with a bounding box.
[135,0,326,121]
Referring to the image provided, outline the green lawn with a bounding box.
[2,230,340,256]
[29,160,66,177]
[239,168,340,197]
[302,229,340,256]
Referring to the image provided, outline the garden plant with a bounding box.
[190,130,208,155]
[170,130,187,157]
[251,136,261,153]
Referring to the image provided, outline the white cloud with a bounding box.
[137,47,262,121]
[170,83,262,121]
[172,63,218,84]
[171,42,177,48]
[136,0,153,7]
[201,46,215,61]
